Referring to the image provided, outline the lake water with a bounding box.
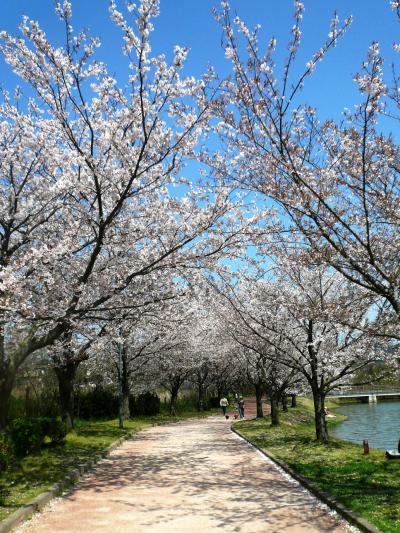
[331,400,400,451]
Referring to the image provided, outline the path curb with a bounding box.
[0,414,214,533]
[231,425,383,533]
[0,430,136,533]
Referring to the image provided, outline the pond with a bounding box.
[331,400,400,450]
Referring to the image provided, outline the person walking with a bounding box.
[238,396,245,419]
[220,397,229,416]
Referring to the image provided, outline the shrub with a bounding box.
[9,389,60,420]
[9,417,67,457]
[9,418,44,457]
[0,435,12,472]
[40,417,67,445]
[208,396,220,409]
[130,392,160,416]
[75,387,118,419]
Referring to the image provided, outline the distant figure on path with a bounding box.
[220,397,229,415]
[238,396,245,419]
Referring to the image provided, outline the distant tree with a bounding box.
[217,260,390,441]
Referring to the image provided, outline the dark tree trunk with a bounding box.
[255,383,263,418]
[25,386,34,417]
[270,395,280,426]
[281,393,288,412]
[54,361,79,431]
[170,386,179,416]
[121,348,130,419]
[122,395,130,419]
[0,370,15,431]
[216,384,223,401]
[0,319,69,432]
[0,327,16,431]
[291,394,297,408]
[312,388,328,442]
[307,320,329,442]
[198,382,205,411]
[196,367,209,411]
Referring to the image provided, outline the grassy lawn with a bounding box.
[0,409,215,522]
[234,399,400,533]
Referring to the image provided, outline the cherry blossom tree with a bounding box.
[216,259,390,441]
[0,98,66,429]
[213,1,400,341]
[0,1,247,429]
[214,277,302,423]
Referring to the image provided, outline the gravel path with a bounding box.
[16,415,355,533]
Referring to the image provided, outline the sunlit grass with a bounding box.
[235,399,400,533]
[0,410,216,521]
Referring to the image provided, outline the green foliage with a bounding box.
[0,436,11,473]
[130,392,160,416]
[208,396,220,408]
[39,418,67,445]
[8,389,60,420]
[9,418,44,457]
[9,417,67,457]
[75,388,118,419]
[169,392,214,413]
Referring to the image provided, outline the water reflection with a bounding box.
[331,401,400,450]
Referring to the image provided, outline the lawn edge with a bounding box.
[231,424,383,533]
[0,419,170,533]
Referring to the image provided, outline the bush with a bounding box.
[75,387,118,419]
[208,396,220,409]
[9,389,60,420]
[9,417,67,457]
[130,392,160,417]
[0,435,12,472]
[9,418,44,457]
[40,417,67,445]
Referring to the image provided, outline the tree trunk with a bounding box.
[312,389,328,442]
[170,387,179,416]
[0,371,15,431]
[255,383,263,418]
[198,382,205,411]
[121,348,130,419]
[281,393,288,412]
[54,361,79,431]
[0,321,69,432]
[0,327,17,431]
[25,386,34,417]
[122,394,130,419]
[216,385,223,401]
[308,320,329,442]
[291,394,297,408]
[270,395,280,426]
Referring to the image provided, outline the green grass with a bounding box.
[0,409,216,522]
[235,399,400,533]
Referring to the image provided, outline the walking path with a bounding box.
[16,414,354,533]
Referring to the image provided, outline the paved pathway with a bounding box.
[16,416,354,533]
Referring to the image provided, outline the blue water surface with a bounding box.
[331,401,400,450]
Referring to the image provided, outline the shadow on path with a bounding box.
[17,416,349,533]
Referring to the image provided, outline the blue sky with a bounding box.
[1,1,399,122]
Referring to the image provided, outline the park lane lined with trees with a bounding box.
[0,0,400,531]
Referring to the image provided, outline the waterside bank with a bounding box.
[234,398,400,533]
